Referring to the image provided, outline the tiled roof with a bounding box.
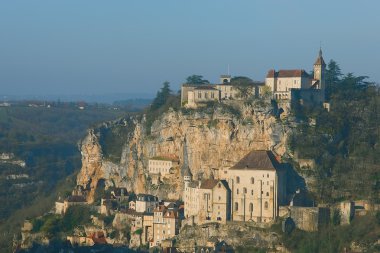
[165,210,178,219]
[154,205,167,212]
[314,56,326,66]
[200,179,219,189]
[314,49,326,66]
[266,69,310,78]
[194,86,218,90]
[137,194,158,202]
[150,154,179,162]
[89,231,107,245]
[229,150,279,171]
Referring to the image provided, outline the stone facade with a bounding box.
[148,155,180,180]
[184,179,231,224]
[265,49,326,103]
[181,75,263,108]
[226,150,286,223]
[184,150,285,224]
[136,194,159,213]
[152,205,180,247]
[289,206,330,232]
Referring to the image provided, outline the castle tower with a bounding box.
[313,48,326,90]
[183,165,192,189]
[220,75,231,84]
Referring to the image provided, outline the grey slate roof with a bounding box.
[229,150,279,171]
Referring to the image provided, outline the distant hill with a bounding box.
[0,104,127,252]
[113,98,152,111]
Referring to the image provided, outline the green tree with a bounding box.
[151,81,172,110]
[231,76,254,99]
[185,75,209,84]
[325,60,342,99]
[326,60,342,85]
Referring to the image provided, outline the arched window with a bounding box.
[249,203,253,212]
[243,187,247,194]
[267,173,269,178]
[237,188,239,194]
[264,201,269,209]
[251,190,254,195]
[234,202,238,211]
[266,192,269,197]
[251,177,254,184]
[236,176,240,184]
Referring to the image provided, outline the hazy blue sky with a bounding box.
[0,1,379,100]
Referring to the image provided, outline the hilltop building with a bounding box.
[181,75,264,108]
[265,49,326,105]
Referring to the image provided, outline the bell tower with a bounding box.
[313,48,326,90]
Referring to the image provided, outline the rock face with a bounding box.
[76,103,290,202]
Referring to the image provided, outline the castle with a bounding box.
[265,49,326,104]
[180,48,327,110]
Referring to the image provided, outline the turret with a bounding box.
[220,75,231,84]
[313,48,326,90]
[183,165,192,188]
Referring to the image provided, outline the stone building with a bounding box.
[265,48,326,103]
[289,206,330,231]
[111,187,128,202]
[148,155,180,184]
[184,178,231,224]
[181,75,263,108]
[56,195,87,214]
[227,150,286,223]
[182,85,220,108]
[151,205,180,247]
[136,194,159,213]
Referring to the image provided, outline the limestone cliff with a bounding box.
[76,103,290,203]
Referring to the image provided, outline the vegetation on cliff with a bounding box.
[289,61,380,203]
[280,214,380,253]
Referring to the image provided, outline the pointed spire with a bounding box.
[314,47,326,66]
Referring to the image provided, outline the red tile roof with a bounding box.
[266,69,310,78]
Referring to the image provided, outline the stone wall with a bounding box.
[289,206,330,232]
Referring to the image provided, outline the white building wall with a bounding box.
[227,169,279,222]
[148,159,175,176]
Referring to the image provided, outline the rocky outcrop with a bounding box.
[76,103,291,202]
[175,222,282,252]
